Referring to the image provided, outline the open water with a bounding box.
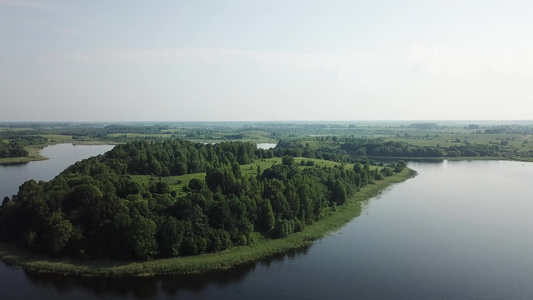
[1,145,533,299]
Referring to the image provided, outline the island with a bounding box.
[0,138,413,277]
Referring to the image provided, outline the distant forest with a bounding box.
[340,137,533,159]
[2,122,533,160]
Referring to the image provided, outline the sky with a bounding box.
[1,0,533,122]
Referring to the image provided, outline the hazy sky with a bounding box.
[1,0,533,122]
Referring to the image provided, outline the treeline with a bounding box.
[0,125,173,143]
[340,138,528,159]
[63,125,172,141]
[0,141,27,158]
[274,139,354,163]
[0,139,403,261]
[0,136,47,158]
[407,123,439,129]
[99,140,273,176]
[483,125,533,135]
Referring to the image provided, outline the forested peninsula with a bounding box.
[0,139,411,276]
[0,136,47,159]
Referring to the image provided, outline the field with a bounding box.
[131,173,206,197]
[1,121,533,164]
[130,157,384,198]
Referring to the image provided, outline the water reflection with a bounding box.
[22,246,311,300]
[5,151,533,299]
[0,161,29,166]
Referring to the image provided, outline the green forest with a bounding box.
[0,136,47,158]
[339,137,533,158]
[0,139,405,261]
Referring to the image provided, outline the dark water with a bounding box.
[1,150,533,299]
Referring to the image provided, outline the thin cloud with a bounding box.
[407,45,533,79]
[0,0,74,13]
[63,48,388,72]
[61,46,533,80]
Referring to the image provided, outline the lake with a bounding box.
[0,144,115,199]
[256,143,277,150]
[1,146,533,299]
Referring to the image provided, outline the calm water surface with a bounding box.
[1,149,533,299]
[0,144,115,199]
[256,143,277,150]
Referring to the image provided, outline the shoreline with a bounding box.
[368,156,533,162]
[0,168,415,278]
[0,145,48,165]
[0,141,117,165]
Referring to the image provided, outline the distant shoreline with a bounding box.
[0,141,116,165]
[369,156,533,162]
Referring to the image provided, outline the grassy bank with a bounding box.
[0,168,415,278]
[0,145,48,164]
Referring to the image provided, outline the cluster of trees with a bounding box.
[0,142,28,158]
[407,123,439,129]
[444,143,519,157]
[274,139,354,163]
[466,124,480,130]
[483,125,533,135]
[98,140,273,177]
[0,136,47,158]
[341,138,527,159]
[0,139,402,260]
[341,139,444,157]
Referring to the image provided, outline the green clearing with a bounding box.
[130,157,344,197]
[132,157,381,197]
[131,173,206,197]
[240,157,351,176]
[0,168,414,277]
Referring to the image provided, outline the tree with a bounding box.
[188,178,204,192]
[257,199,275,231]
[128,215,158,260]
[156,216,183,257]
[282,155,295,166]
[331,179,347,205]
[47,212,76,255]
